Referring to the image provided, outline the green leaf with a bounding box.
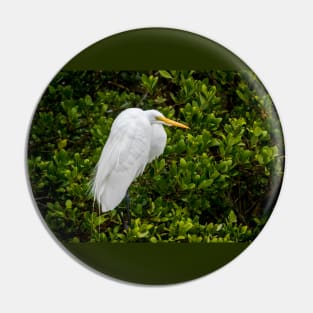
[150,237,158,243]
[180,158,187,168]
[85,94,93,106]
[198,179,214,189]
[228,210,237,224]
[65,199,72,209]
[159,70,173,79]
[57,139,67,149]
[137,231,149,238]
[254,126,263,137]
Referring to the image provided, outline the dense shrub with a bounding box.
[28,70,284,243]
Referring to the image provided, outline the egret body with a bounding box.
[91,108,188,214]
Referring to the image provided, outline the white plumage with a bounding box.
[91,108,188,212]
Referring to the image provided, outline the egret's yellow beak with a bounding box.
[157,116,189,129]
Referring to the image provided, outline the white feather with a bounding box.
[92,108,167,212]
[148,123,167,162]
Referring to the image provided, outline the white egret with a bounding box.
[91,108,188,225]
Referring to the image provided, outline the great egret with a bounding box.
[91,108,188,225]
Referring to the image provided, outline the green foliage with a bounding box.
[28,70,284,243]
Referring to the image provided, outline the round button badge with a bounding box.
[27,28,284,284]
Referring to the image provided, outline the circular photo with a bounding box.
[27,28,284,284]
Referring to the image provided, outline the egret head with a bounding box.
[145,109,189,129]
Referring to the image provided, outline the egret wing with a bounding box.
[92,111,151,212]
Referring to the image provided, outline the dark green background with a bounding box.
[65,243,250,284]
[37,28,279,284]
[63,28,247,70]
